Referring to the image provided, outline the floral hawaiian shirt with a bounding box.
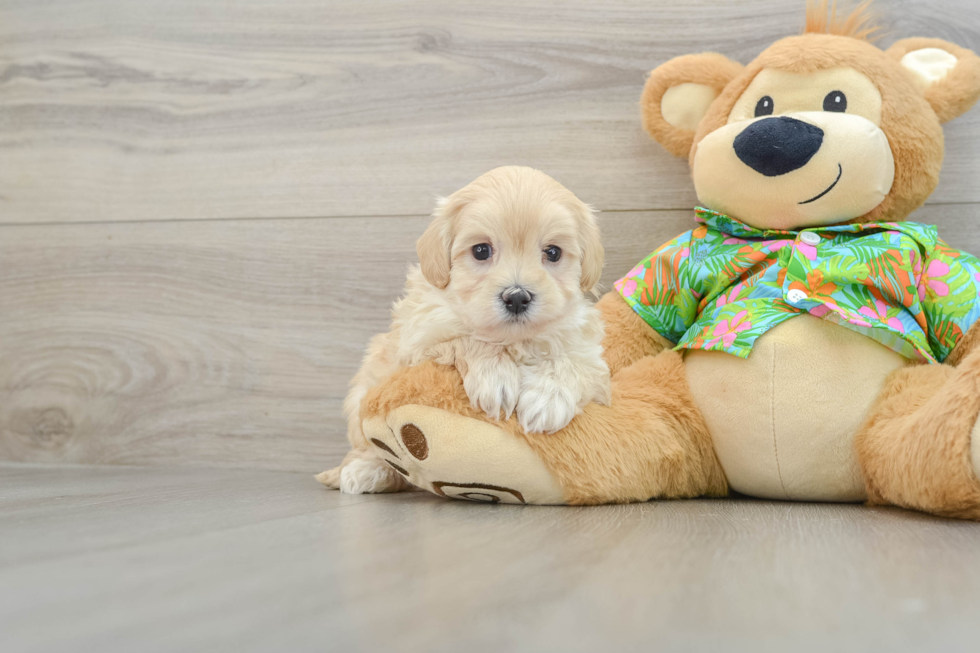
[614,207,980,363]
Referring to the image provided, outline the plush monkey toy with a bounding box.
[333,3,980,519]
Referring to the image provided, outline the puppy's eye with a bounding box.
[823,90,847,112]
[754,96,774,117]
[543,246,562,263]
[472,243,492,261]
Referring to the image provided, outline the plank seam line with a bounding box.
[0,201,975,228]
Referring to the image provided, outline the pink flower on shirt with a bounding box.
[615,277,637,297]
[839,308,874,329]
[858,298,906,333]
[922,259,950,298]
[797,241,818,261]
[810,300,854,322]
[768,239,794,252]
[705,310,752,349]
[715,283,745,307]
[812,302,875,329]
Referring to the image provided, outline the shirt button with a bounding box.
[800,232,822,246]
[786,289,808,304]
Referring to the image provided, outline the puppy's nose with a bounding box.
[501,287,533,315]
[733,116,824,177]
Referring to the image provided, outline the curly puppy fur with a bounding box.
[321,166,611,493]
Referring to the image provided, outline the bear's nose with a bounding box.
[501,287,533,315]
[733,116,824,177]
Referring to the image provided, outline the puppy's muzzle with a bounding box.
[501,287,533,315]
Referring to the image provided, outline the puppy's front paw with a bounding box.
[463,357,521,420]
[517,377,579,434]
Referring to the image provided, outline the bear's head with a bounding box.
[641,1,980,230]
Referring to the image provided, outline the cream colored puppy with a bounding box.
[317,166,612,494]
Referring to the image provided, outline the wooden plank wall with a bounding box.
[1,0,979,472]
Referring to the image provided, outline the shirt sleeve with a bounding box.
[613,230,700,344]
[920,239,980,362]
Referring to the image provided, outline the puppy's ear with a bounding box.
[573,202,603,293]
[641,53,744,158]
[417,194,466,289]
[888,38,980,123]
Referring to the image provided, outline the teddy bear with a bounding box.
[334,3,980,519]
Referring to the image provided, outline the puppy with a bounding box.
[317,166,611,494]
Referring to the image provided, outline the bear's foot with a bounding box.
[361,404,567,504]
[348,355,728,506]
[857,347,980,520]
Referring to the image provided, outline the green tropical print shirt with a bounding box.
[614,207,980,363]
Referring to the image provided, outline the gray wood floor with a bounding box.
[2,463,980,653]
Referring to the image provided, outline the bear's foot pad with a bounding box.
[363,404,566,505]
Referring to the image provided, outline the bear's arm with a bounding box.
[602,230,700,375]
[596,292,674,376]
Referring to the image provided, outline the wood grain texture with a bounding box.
[0,0,978,223]
[0,210,691,471]
[1,205,978,472]
[2,463,980,653]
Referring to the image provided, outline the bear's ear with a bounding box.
[887,38,980,124]
[640,53,744,158]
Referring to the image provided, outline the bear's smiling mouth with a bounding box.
[799,163,843,205]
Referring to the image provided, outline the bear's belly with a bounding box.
[684,314,910,501]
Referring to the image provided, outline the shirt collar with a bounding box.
[694,206,938,247]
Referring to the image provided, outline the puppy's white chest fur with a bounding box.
[384,267,610,433]
[505,341,553,365]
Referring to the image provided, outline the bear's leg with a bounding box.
[856,347,980,520]
[358,351,727,505]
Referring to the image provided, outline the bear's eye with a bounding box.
[823,90,847,112]
[754,96,774,117]
[543,246,562,262]
[472,243,492,260]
